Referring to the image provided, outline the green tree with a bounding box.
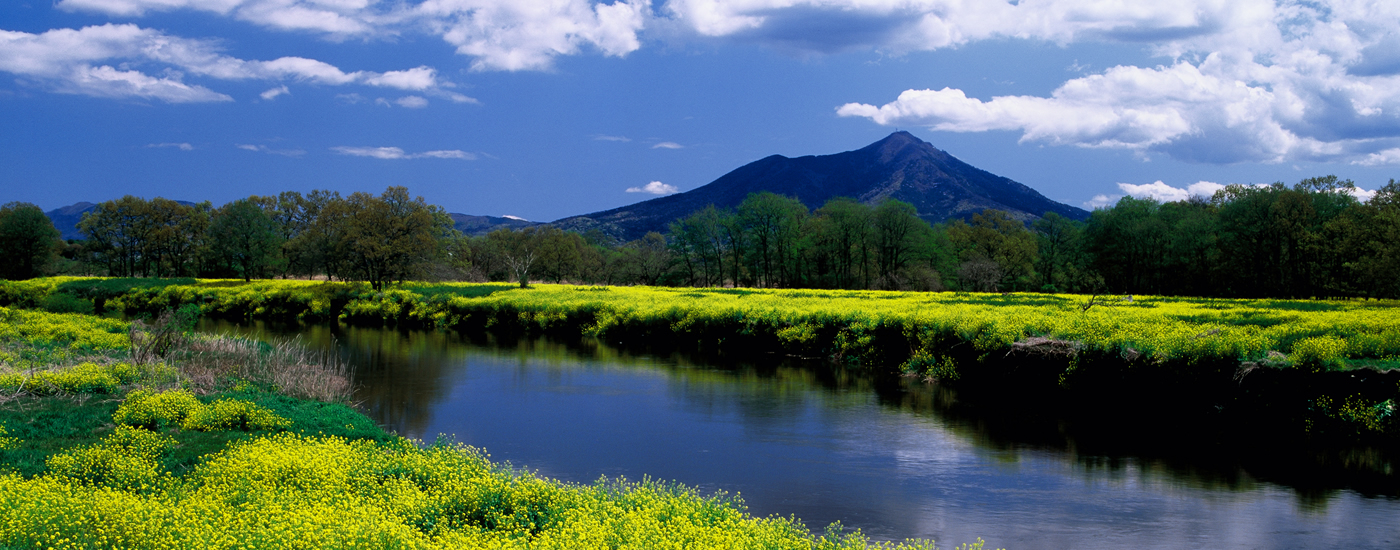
[1030,211,1085,293]
[206,199,284,282]
[669,206,728,287]
[338,187,451,290]
[79,196,153,277]
[872,199,926,289]
[812,198,873,289]
[946,210,1038,291]
[1084,197,1168,293]
[737,192,807,288]
[0,202,62,280]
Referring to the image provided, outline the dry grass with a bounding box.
[173,335,353,403]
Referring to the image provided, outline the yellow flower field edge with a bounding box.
[6,277,1400,439]
[0,319,983,550]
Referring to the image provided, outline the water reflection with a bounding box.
[199,320,1400,549]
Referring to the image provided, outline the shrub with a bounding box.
[45,425,173,492]
[40,293,94,315]
[112,389,203,430]
[183,398,291,432]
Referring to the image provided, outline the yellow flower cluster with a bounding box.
[184,398,292,432]
[0,432,956,550]
[0,423,21,451]
[45,425,174,493]
[0,362,139,395]
[0,306,129,352]
[114,389,291,433]
[16,278,1399,372]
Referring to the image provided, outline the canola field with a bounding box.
[0,306,961,550]
[9,276,1399,374]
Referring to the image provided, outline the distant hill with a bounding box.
[46,202,97,240]
[553,131,1088,241]
[449,213,537,236]
[45,201,535,240]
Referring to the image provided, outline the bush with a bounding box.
[183,398,291,432]
[45,425,173,492]
[40,293,93,315]
[112,389,203,430]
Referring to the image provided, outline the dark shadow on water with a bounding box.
[197,319,1400,548]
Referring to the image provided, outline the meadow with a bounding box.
[0,305,978,550]
[5,276,1398,438]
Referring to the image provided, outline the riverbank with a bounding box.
[0,306,961,549]
[5,277,1397,442]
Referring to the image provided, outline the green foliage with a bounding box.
[205,198,285,281]
[40,292,94,314]
[0,202,62,280]
[44,425,175,493]
[0,381,959,550]
[112,389,204,430]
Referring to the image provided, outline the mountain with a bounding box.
[45,202,97,240]
[552,131,1088,241]
[449,213,537,236]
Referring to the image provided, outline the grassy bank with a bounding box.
[0,306,968,550]
[6,277,1400,438]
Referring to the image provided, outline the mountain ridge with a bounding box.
[551,131,1087,241]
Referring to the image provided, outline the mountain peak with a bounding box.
[552,132,1088,240]
[864,131,936,163]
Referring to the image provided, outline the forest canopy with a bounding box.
[10,177,1400,299]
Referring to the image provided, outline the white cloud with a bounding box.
[331,145,475,159]
[1353,148,1400,166]
[0,24,450,103]
[58,0,374,35]
[626,180,680,194]
[1348,187,1378,202]
[148,142,194,150]
[395,95,429,108]
[236,143,306,157]
[60,0,650,72]
[417,149,475,159]
[1084,194,1122,209]
[593,134,630,142]
[417,0,649,71]
[502,215,528,221]
[1116,180,1226,202]
[652,141,683,149]
[260,85,290,100]
[819,0,1400,165]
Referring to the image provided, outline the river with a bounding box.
[200,319,1400,550]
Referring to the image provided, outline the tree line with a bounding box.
[2,176,1397,298]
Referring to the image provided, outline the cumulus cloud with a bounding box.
[832,0,1400,165]
[148,142,194,150]
[413,0,649,71]
[58,0,375,35]
[332,145,475,159]
[0,24,450,102]
[1117,180,1226,202]
[60,0,650,71]
[35,1,1400,165]
[626,180,679,194]
[237,143,305,157]
[1354,148,1400,166]
[652,141,683,149]
[1084,194,1122,210]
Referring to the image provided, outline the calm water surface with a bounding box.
[201,320,1400,550]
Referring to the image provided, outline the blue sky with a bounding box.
[3,1,1399,221]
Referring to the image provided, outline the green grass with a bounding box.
[0,390,390,479]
